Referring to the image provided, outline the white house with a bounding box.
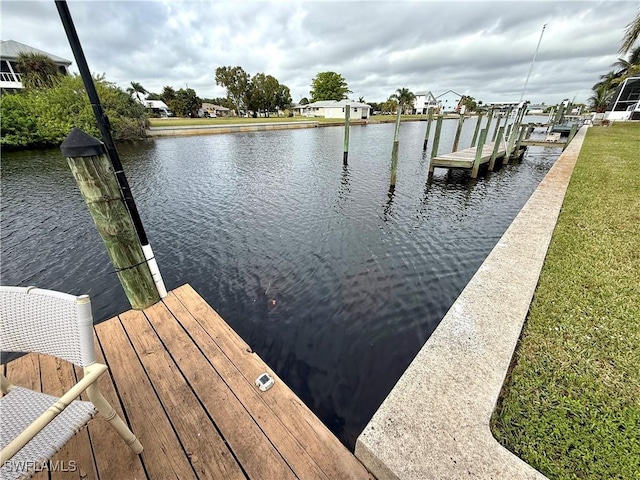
[291,103,307,115]
[142,99,173,117]
[304,100,371,119]
[199,103,231,117]
[435,90,464,113]
[413,91,438,114]
[605,76,640,121]
[0,39,71,90]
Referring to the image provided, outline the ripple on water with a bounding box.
[1,121,558,448]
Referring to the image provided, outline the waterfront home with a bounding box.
[413,91,439,114]
[142,99,173,117]
[199,103,231,117]
[304,100,371,119]
[436,89,464,113]
[0,39,71,90]
[605,76,640,121]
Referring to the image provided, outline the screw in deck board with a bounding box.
[489,126,505,171]
[390,109,402,187]
[471,127,488,179]
[343,104,350,166]
[470,111,484,148]
[61,128,160,310]
[451,113,465,152]
[422,108,434,151]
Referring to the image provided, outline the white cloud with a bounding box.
[1,0,637,104]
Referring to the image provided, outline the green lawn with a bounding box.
[491,123,640,479]
[148,114,436,128]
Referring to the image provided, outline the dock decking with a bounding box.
[430,142,507,172]
[3,284,372,480]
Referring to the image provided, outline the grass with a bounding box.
[148,114,435,128]
[491,123,640,479]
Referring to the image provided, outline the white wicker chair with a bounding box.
[0,286,142,480]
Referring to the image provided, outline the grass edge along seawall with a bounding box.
[492,122,640,479]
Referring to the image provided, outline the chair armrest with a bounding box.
[0,363,108,464]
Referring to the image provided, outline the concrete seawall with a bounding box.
[355,127,589,479]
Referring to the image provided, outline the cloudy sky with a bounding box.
[2,0,638,105]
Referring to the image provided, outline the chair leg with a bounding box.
[87,384,143,454]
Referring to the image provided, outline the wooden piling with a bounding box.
[429,114,444,165]
[488,126,504,171]
[484,108,495,143]
[451,114,465,152]
[563,123,578,151]
[390,109,401,186]
[343,104,350,165]
[471,128,488,179]
[515,125,527,155]
[61,128,160,310]
[470,111,484,148]
[422,108,433,151]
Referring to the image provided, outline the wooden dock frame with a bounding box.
[428,102,530,179]
[2,285,371,480]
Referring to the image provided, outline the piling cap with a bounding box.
[60,128,106,157]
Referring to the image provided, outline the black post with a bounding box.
[55,1,148,246]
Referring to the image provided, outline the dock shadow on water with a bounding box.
[1,121,559,449]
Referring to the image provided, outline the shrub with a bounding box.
[1,74,149,149]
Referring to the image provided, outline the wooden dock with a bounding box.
[3,284,372,480]
[430,142,509,174]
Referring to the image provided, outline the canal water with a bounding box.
[1,117,559,448]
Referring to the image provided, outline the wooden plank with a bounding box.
[172,285,371,480]
[95,318,197,480]
[158,296,328,480]
[145,300,297,480]
[39,355,98,480]
[77,333,146,480]
[118,308,246,480]
[5,354,48,480]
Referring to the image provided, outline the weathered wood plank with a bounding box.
[172,285,371,480]
[95,318,197,480]
[160,295,329,480]
[118,308,247,480]
[76,335,147,480]
[39,355,98,480]
[146,299,297,480]
[4,354,48,480]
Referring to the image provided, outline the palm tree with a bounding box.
[620,10,640,54]
[611,46,640,77]
[16,52,60,89]
[588,84,614,113]
[390,88,416,114]
[127,81,148,102]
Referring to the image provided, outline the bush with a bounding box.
[1,74,149,149]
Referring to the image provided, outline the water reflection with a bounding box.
[1,120,557,449]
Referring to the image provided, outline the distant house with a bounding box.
[303,100,371,119]
[605,76,640,121]
[199,103,231,117]
[1,39,72,90]
[435,90,464,113]
[413,91,438,114]
[291,103,307,116]
[142,99,173,117]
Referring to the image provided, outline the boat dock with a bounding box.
[3,284,372,480]
[429,141,526,177]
